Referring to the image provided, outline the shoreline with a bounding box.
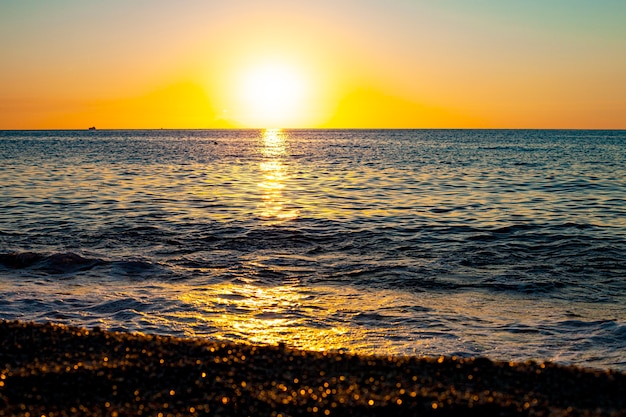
[1,320,625,416]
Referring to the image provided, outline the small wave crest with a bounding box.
[0,251,160,279]
[0,252,104,274]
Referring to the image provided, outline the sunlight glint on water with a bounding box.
[258,129,299,221]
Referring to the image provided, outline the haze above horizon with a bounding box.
[1,1,625,129]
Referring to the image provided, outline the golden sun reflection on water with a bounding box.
[258,129,299,221]
[172,281,626,362]
[177,282,357,351]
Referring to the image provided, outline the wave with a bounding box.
[1,220,624,302]
[0,252,104,274]
[0,251,158,278]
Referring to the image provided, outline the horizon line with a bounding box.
[2,127,625,132]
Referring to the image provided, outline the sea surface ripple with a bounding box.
[1,129,625,370]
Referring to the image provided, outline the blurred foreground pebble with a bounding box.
[1,320,625,416]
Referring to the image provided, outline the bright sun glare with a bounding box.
[237,61,308,128]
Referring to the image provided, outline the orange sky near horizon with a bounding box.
[1,1,625,129]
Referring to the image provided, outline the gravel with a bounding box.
[1,320,625,416]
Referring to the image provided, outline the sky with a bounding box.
[1,0,625,129]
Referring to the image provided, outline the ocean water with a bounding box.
[1,129,625,371]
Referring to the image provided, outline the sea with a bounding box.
[1,129,625,371]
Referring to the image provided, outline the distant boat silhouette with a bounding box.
[88,126,96,130]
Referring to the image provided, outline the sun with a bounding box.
[236,61,308,128]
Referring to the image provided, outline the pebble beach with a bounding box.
[1,320,625,416]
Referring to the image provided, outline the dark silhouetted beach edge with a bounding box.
[1,320,625,416]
